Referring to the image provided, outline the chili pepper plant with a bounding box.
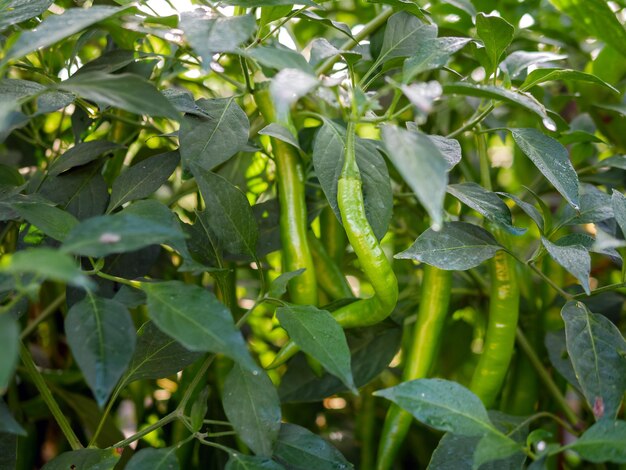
[1,0,626,468]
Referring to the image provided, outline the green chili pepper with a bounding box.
[269,122,398,367]
[376,265,452,470]
[469,247,520,408]
[307,231,353,301]
[255,86,318,306]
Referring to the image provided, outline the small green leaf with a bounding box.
[500,51,568,78]
[107,151,180,212]
[429,135,462,171]
[559,184,612,226]
[48,141,122,176]
[498,192,544,232]
[144,280,257,372]
[248,46,313,73]
[396,222,501,270]
[190,386,209,433]
[259,123,300,149]
[273,423,353,470]
[0,400,25,436]
[381,125,448,229]
[0,315,19,390]
[378,12,437,64]
[58,72,179,120]
[225,453,285,470]
[12,202,78,241]
[568,420,626,463]
[541,237,591,295]
[268,269,305,299]
[475,13,514,77]
[65,294,136,406]
[611,190,626,236]
[276,304,355,391]
[403,37,471,82]
[125,447,180,470]
[222,364,281,457]
[270,69,318,122]
[521,68,619,94]
[0,0,52,32]
[511,128,579,209]
[41,449,119,470]
[561,301,626,420]
[179,98,249,171]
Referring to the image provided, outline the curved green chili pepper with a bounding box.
[469,248,520,408]
[376,265,452,470]
[269,122,398,367]
[255,86,318,306]
[307,231,353,301]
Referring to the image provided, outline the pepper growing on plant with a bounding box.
[376,265,452,470]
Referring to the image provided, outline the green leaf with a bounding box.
[428,433,522,470]
[510,128,579,209]
[545,330,582,393]
[270,69,318,122]
[48,141,122,176]
[1,6,123,64]
[41,449,119,470]
[378,12,437,65]
[312,119,392,240]
[58,72,179,120]
[429,135,462,171]
[498,192,544,233]
[276,304,355,391]
[221,0,315,6]
[125,447,180,470]
[611,190,626,236]
[273,423,353,470]
[0,0,52,32]
[447,183,525,235]
[107,151,180,212]
[381,125,448,229]
[225,453,285,470]
[549,0,626,59]
[0,248,92,289]
[62,212,184,258]
[0,78,74,115]
[403,37,471,82]
[541,237,591,295]
[559,184,612,226]
[0,400,25,435]
[223,364,282,457]
[259,123,300,149]
[561,301,626,420]
[180,11,256,67]
[500,51,568,78]
[443,83,556,130]
[65,294,136,406]
[521,68,619,94]
[268,269,305,299]
[193,169,258,259]
[124,321,202,383]
[568,420,626,463]
[396,222,501,270]
[475,13,515,77]
[248,46,313,73]
[179,98,249,171]
[144,280,257,372]
[0,315,19,389]
[12,201,79,241]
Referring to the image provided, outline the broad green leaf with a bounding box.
[0,78,74,115]
[381,125,448,229]
[65,294,136,406]
[611,190,626,236]
[74,49,140,76]
[277,304,355,391]
[225,453,285,470]
[144,280,257,372]
[473,433,525,469]
[259,123,300,149]
[300,12,354,40]
[521,68,619,94]
[273,423,353,470]
[48,141,123,176]
[0,400,25,435]
[179,98,249,171]
[403,37,471,82]
[429,135,462,171]
[12,202,79,241]
[312,120,392,240]
[568,420,626,463]
[0,248,92,289]
[193,169,258,259]
[545,330,582,393]
[559,184,612,226]
[428,433,523,470]
[1,6,123,64]
[124,321,202,383]
[475,13,514,77]
[126,447,180,470]
[561,301,626,420]
[377,12,437,65]
[180,11,256,67]
[0,316,19,390]
[58,72,179,120]
[447,183,525,234]
[248,46,313,73]
[268,269,305,299]
[107,151,180,212]
[500,51,568,78]
[443,83,556,130]
[396,222,501,270]
[41,449,119,470]
[62,212,184,258]
[549,0,626,59]
[498,192,544,232]
[0,0,52,32]
[511,128,579,209]
[222,364,281,457]
[270,69,318,122]
[541,237,590,294]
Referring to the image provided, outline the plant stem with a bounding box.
[515,328,579,426]
[21,293,66,340]
[20,343,82,450]
[446,103,495,138]
[178,355,215,413]
[110,410,179,448]
[95,271,143,289]
[571,282,626,299]
[89,382,123,447]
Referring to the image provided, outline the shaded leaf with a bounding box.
[248,46,313,73]
[378,12,437,64]
[268,269,305,299]
[568,420,626,463]
[225,453,285,470]
[545,330,582,393]
[428,135,462,171]
[126,447,180,470]
[12,201,79,241]
[541,237,590,294]
[0,400,25,436]
[41,449,119,470]
[0,0,52,32]
[611,190,626,236]
[259,123,300,149]
[0,316,19,390]
[521,68,619,94]
[48,141,122,176]
[270,69,318,121]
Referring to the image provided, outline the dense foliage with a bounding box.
[1,0,626,468]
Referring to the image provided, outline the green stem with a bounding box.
[21,293,66,340]
[95,271,143,289]
[20,343,82,450]
[110,411,179,448]
[571,282,626,299]
[89,382,123,447]
[178,355,215,413]
[446,103,494,138]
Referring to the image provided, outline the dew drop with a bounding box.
[542,117,557,132]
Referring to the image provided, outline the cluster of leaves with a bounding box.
[1,0,626,469]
